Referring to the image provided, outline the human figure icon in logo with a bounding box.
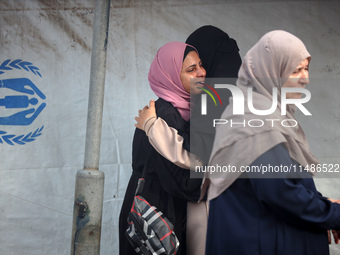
[0,78,46,125]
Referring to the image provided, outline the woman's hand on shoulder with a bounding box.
[135,100,157,132]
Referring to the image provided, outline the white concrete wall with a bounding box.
[0,1,339,254]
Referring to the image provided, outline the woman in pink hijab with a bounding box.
[119,41,206,255]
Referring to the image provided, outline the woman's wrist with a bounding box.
[143,116,157,136]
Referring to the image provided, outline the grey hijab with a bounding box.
[205,30,320,201]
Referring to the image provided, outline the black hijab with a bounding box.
[186,25,241,78]
[184,25,242,165]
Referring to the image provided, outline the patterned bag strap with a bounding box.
[134,178,145,197]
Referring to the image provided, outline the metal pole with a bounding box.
[71,0,111,254]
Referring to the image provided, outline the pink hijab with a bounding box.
[148,41,195,121]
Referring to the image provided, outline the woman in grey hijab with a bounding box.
[205,30,340,255]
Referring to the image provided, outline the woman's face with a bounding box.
[282,58,310,99]
[180,51,206,94]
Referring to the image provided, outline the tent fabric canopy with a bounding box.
[0,1,339,254]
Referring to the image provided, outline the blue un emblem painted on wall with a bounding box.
[0,59,46,145]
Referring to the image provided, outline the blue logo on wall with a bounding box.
[0,59,46,145]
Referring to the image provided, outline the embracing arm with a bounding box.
[135,100,203,169]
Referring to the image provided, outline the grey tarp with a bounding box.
[0,1,339,254]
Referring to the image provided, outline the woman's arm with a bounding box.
[135,100,203,169]
[150,99,203,202]
[248,143,340,231]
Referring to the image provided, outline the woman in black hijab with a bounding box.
[185,25,242,164]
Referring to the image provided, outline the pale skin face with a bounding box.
[180,51,206,94]
[282,58,310,99]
